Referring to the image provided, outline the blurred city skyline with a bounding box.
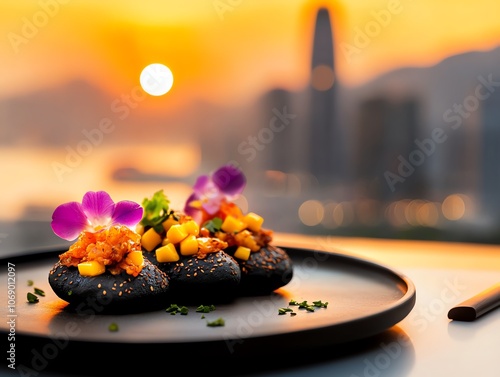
[1,1,500,246]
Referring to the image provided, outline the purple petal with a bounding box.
[202,196,223,215]
[51,202,88,241]
[212,165,246,197]
[184,193,199,216]
[81,191,115,227]
[184,193,203,224]
[111,200,144,228]
[192,175,210,196]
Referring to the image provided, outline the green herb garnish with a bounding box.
[278,307,294,315]
[196,304,216,313]
[108,323,119,332]
[289,300,315,312]
[140,189,172,233]
[207,317,225,327]
[27,280,34,286]
[285,299,329,314]
[27,292,39,303]
[202,217,223,233]
[34,287,45,297]
[166,304,189,315]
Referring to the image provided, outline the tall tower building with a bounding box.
[308,7,343,185]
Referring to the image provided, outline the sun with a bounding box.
[139,63,174,96]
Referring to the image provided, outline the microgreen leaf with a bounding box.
[140,190,171,233]
[202,217,223,233]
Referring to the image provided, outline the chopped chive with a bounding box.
[108,323,119,332]
[166,304,189,315]
[196,304,216,313]
[313,300,328,308]
[278,307,294,315]
[206,317,225,327]
[27,292,39,303]
[34,287,45,297]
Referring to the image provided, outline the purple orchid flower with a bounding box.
[51,191,143,241]
[184,164,246,222]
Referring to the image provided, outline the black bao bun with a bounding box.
[226,244,294,296]
[48,258,171,314]
[144,250,241,304]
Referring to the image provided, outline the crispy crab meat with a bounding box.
[196,237,228,258]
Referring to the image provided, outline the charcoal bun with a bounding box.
[48,257,170,313]
[228,244,294,296]
[146,250,241,304]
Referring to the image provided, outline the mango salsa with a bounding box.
[221,215,246,233]
[233,246,251,261]
[243,212,263,232]
[180,234,199,255]
[167,224,188,244]
[77,260,105,276]
[141,228,163,252]
[156,243,180,263]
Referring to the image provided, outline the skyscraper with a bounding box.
[308,7,344,185]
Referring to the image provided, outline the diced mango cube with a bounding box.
[161,237,171,245]
[179,235,199,255]
[221,215,247,234]
[156,243,180,263]
[243,212,264,232]
[78,260,105,276]
[167,224,188,244]
[126,250,144,267]
[182,220,200,236]
[141,228,163,252]
[233,246,251,261]
[135,223,145,235]
[162,217,179,233]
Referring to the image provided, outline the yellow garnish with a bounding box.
[141,227,163,252]
[77,261,106,277]
[234,246,251,261]
[156,243,180,263]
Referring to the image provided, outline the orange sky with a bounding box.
[1,0,500,110]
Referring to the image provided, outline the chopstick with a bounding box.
[448,283,500,321]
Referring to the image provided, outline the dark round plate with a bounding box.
[1,245,415,373]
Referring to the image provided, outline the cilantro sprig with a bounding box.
[140,190,174,233]
[202,217,223,233]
